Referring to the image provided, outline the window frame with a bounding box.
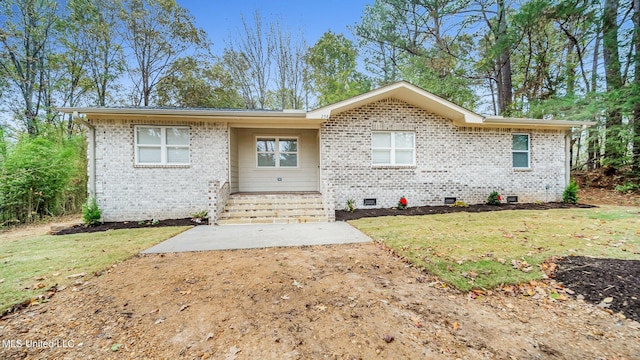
[512,133,531,169]
[134,125,190,166]
[371,131,416,166]
[255,136,299,169]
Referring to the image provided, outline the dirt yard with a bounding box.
[1,189,639,359]
[1,242,639,359]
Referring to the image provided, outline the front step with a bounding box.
[217,193,327,225]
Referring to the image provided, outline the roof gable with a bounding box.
[306,81,484,125]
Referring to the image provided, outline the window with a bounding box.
[512,134,530,168]
[256,137,298,167]
[372,132,415,166]
[135,126,190,165]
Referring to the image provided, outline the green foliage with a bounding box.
[487,191,501,205]
[450,200,469,208]
[156,56,244,108]
[344,199,356,213]
[82,198,102,226]
[398,196,408,210]
[190,210,208,223]
[0,130,86,225]
[306,31,370,106]
[614,182,639,193]
[562,181,579,204]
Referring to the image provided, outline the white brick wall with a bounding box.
[320,98,568,212]
[90,118,228,222]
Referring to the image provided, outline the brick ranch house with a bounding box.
[60,81,593,224]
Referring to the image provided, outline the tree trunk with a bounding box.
[602,0,624,165]
[633,0,640,174]
[496,0,513,115]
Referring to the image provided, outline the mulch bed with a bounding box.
[54,218,207,235]
[335,202,596,221]
[554,256,640,323]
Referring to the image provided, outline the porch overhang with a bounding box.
[57,107,325,129]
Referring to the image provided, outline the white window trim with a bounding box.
[134,125,190,166]
[255,136,299,169]
[512,133,530,169]
[371,131,416,166]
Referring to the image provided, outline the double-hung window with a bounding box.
[372,132,415,166]
[512,133,530,168]
[256,137,298,168]
[135,126,190,165]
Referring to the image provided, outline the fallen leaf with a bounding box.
[178,304,190,311]
[281,294,290,300]
[179,289,192,295]
[66,272,86,279]
[33,276,45,281]
[452,322,460,331]
[603,297,613,303]
[32,282,46,290]
[292,280,302,289]
[411,316,423,328]
[315,304,327,311]
[111,343,123,352]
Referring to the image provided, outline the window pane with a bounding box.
[167,147,189,163]
[372,133,391,148]
[257,153,276,166]
[512,134,529,150]
[257,139,276,152]
[372,149,391,164]
[279,139,297,152]
[395,133,414,148]
[395,150,414,164]
[167,128,189,145]
[513,152,529,168]
[137,127,161,145]
[280,153,297,167]
[138,147,161,163]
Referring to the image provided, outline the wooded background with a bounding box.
[1,0,639,225]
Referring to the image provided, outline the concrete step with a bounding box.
[218,193,327,225]
[217,216,327,225]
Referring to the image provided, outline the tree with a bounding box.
[306,31,370,107]
[119,0,206,106]
[602,0,624,167]
[272,23,308,110]
[0,0,59,135]
[155,56,244,108]
[632,0,640,174]
[223,11,274,109]
[68,0,124,107]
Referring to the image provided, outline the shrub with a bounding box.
[487,191,501,205]
[0,133,84,224]
[563,181,578,204]
[615,182,639,193]
[398,196,408,210]
[190,210,208,223]
[450,200,469,208]
[82,198,102,226]
[344,199,356,213]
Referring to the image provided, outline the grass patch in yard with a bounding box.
[351,206,640,291]
[0,226,189,312]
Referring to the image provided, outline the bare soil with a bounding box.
[553,256,640,323]
[0,189,638,359]
[335,202,595,221]
[0,244,639,359]
[54,218,207,235]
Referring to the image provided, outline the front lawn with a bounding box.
[0,226,189,313]
[350,206,640,291]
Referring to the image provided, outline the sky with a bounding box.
[178,0,374,53]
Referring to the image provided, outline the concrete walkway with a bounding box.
[141,222,372,253]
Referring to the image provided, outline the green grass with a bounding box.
[351,206,640,291]
[0,227,189,312]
